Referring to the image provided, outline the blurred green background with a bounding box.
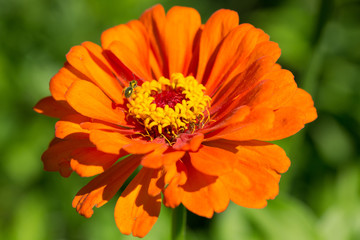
[1,0,359,239]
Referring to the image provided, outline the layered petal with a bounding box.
[65,80,127,125]
[33,97,77,119]
[257,107,307,141]
[204,139,290,174]
[115,167,162,237]
[102,20,152,80]
[180,156,229,217]
[204,107,275,141]
[66,42,124,104]
[50,62,90,101]
[163,6,201,75]
[162,160,187,208]
[88,130,133,154]
[41,135,94,177]
[55,115,90,139]
[258,68,298,109]
[196,9,239,82]
[204,24,276,96]
[80,121,135,136]
[172,133,204,152]
[140,4,167,78]
[189,145,235,175]
[219,165,280,208]
[252,89,316,141]
[89,130,164,155]
[284,88,318,123]
[203,139,290,208]
[72,155,141,218]
[141,147,185,169]
[210,56,277,113]
[70,147,119,177]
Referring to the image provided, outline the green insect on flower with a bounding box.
[124,80,138,98]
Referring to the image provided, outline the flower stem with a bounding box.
[171,204,186,240]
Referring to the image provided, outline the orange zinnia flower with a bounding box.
[34,4,317,237]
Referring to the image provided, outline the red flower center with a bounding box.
[153,89,186,108]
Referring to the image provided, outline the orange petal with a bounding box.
[237,80,275,107]
[66,43,124,104]
[247,40,281,67]
[164,6,201,75]
[34,97,77,119]
[122,140,166,155]
[65,80,126,125]
[70,147,119,177]
[210,55,276,106]
[206,177,229,213]
[204,139,290,174]
[141,148,185,169]
[224,105,252,124]
[148,45,163,80]
[189,145,235,176]
[83,41,126,103]
[219,162,280,208]
[238,141,291,174]
[80,121,120,131]
[50,62,90,101]
[80,121,134,133]
[162,150,186,166]
[205,107,274,141]
[140,145,168,169]
[257,107,306,141]
[89,130,132,154]
[101,20,147,50]
[163,182,184,208]
[196,9,239,82]
[42,136,94,177]
[147,168,164,197]
[162,161,187,208]
[212,140,287,208]
[107,41,152,81]
[285,88,318,123]
[259,68,298,109]
[55,117,89,139]
[204,103,251,132]
[140,4,167,77]
[172,133,204,152]
[102,20,152,80]
[89,130,161,156]
[180,158,229,217]
[220,169,261,208]
[203,24,256,94]
[65,45,90,78]
[164,160,188,185]
[72,155,141,218]
[115,168,161,237]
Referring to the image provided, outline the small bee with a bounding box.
[124,80,138,98]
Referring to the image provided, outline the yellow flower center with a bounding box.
[126,73,211,144]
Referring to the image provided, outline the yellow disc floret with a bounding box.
[126,73,211,143]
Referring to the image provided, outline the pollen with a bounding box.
[126,73,211,144]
